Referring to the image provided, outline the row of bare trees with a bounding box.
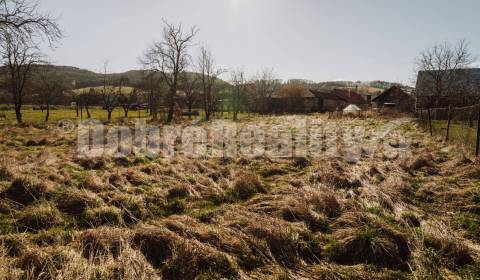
[139,21,228,123]
[0,0,62,123]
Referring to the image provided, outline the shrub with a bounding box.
[0,234,28,257]
[163,199,186,216]
[79,227,126,259]
[1,176,53,205]
[76,157,107,170]
[125,170,150,186]
[25,138,48,146]
[114,156,132,167]
[132,227,238,279]
[56,189,102,216]
[281,204,329,232]
[331,213,410,270]
[0,162,14,181]
[232,172,265,200]
[401,212,421,227]
[312,170,361,189]
[166,184,192,200]
[16,248,51,279]
[80,172,107,193]
[110,194,148,224]
[132,227,176,268]
[259,167,288,178]
[307,190,342,218]
[17,203,64,232]
[108,172,125,188]
[292,156,311,169]
[424,233,474,268]
[403,154,434,172]
[83,206,123,227]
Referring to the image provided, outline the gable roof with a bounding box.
[415,68,480,97]
[333,89,366,104]
[372,86,413,103]
[309,90,343,100]
[271,88,315,98]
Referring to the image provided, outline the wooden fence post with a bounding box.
[427,108,433,136]
[445,105,453,142]
[476,104,480,156]
[419,110,424,128]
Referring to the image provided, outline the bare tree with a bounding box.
[99,61,119,120]
[35,65,64,122]
[252,68,279,114]
[180,73,199,119]
[197,46,224,121]
[139,71,162,121]
[81,88,96,119]
[230,68,247,121]
[0,30,43,123]
[0,0,62,46]
[119,88,139,117]
[416,39,476,107]
[140,20,197,123]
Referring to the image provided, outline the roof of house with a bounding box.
[415,68,480,96]
[332,89,366,104]
[271,88,315,98]
[309,90,343,100]
[372,86,413,103]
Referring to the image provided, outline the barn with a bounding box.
[309,90,344,112]
[415,68,480,108]
[372,86,414,112]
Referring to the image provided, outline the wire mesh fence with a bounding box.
[417,104,480,155]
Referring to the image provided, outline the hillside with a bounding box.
[34,66,230,89]
[31,66,146,89]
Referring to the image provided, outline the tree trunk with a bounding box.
[107,110,112,120]
[167,91,175,123]
[124,108,129,117]
[86,106,91,118]
[45,104,50,122]
[205,109,210,121]
[15,105,22,124]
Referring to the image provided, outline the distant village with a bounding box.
[246,67,480,115]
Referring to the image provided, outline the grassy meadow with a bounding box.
[0,107,151,125]
[0,114,479,279]
[422,120,479,151]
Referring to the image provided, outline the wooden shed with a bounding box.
[372,86,414,112]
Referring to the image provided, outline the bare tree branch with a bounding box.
[0,0,63,47]
[140,20,198,123]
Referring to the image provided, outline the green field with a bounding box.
[0,107,151,125]
[0,107,257,126]
[421,120,478,150]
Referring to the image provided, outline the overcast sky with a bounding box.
[40,0,480,85]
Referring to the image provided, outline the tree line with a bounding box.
[0,1,286,124]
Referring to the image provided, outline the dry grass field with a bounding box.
[0,115,479,279]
